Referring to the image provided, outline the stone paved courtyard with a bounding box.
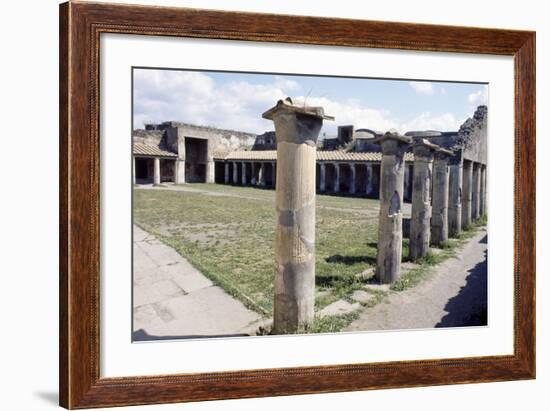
[133,225,262,340]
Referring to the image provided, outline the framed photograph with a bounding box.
[59,1,535,408]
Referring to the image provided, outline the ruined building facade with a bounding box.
[132,106,487,204]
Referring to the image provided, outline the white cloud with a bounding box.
[401,112,463,133]
[409,81,435,95]
[292,96,398,134]
[133,70,468,136]
[273,76,301,92]
[468,88,488,106]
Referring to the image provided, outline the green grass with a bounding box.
[134,184,486,332]
[134,184,380,316]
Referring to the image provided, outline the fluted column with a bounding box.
[366,163,373,196]
[153,157,160,185]
[472,162,481,221]
[448,152,463,237]
[461,160,473,228]
[262,98,333,334]
[349,163,356,194]
[480,165,487,216]
[409,140,441,259]
[373,131,411,284]
[431,150,453,245]
[334,163,340,193]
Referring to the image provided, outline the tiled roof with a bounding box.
[214,150,414,162]
[133,143,178,158]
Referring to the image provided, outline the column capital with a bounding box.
[373,130,412,155]
[262,97,334,145]
[412,138,452,159]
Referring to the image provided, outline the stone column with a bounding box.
[132,157,136,184]
[366,163,373,195]
[409,140,440,260]
[461,160,473,229]
[262,98,333,334]
[403,164,410,201]
[153,157,161,185]
[241,162,247,185]
[480,165,487,215]
[431,150,453,245]
[447,152,463,237]
[373,131,411,284]
[472,163,481,221]
[319,163,326,192]
[334,163,340,193]
[250,162,257,186]
[224,162,229,184]
[259,163,266,187]
[232,161,238,184]
[349,163,356,194]
[206,159,215,183]
[175,159,185,184]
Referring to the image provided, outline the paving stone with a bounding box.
[133,225,261,339]
[171,272,213,293]
[156,286,261,335]
[133,304,158,326]
[318,300,360,318]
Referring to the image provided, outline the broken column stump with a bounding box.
[263,98,333,334]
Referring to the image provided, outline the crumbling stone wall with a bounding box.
[132,129,164,146]
[457,105,487,164]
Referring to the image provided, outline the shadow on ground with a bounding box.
[436,235,488,328]
[325,254,377,265]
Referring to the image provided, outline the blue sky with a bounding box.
[133,68,488,137]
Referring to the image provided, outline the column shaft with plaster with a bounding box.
[374,132,411,284]
[472,163,481,221]
[263,98,333,334]
[461,160,473,228]
[480,165,487,215]
[409,142,438,259]
[448,154,463,237]
[431,152,451,245]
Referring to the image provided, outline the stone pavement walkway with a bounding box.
[344,228,488,332]
[133,225,262,341]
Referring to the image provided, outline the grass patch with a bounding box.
[304,312,360,334]
[134,184,486,333]
[134,184,380,320]
[390,266,432,291]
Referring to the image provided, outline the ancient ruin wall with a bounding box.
[457,105,488,164]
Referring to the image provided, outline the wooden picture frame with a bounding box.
[59,1,535,408]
